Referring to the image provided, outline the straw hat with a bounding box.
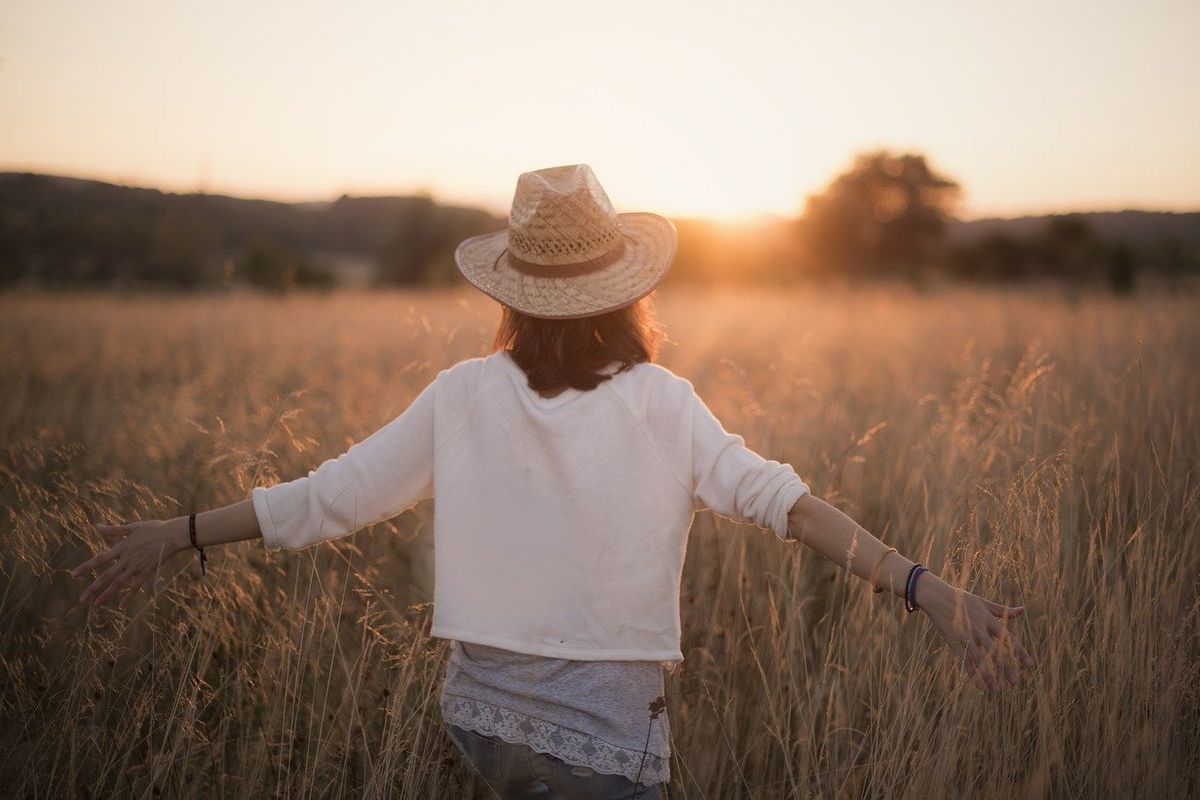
[454,164,678,319]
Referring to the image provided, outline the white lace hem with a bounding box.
[441,692,670,785]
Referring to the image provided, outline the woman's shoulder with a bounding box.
[606,360,697,415]
[424,354,512,418]
[618,359,694,389]
[435,351,511,387]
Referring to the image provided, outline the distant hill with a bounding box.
[0,172,503,287]
[0,172,504,253]
[2,171,1196,289]
[948,211,1200,249]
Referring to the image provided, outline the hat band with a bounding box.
[497,237,629,278]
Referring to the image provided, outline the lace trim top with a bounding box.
[440,641,673,785]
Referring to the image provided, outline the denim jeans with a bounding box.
[444,722,663,799]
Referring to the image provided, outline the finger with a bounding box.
[988,633,1022,687]
[976,626,1000,656]
[120,568,148,597]
[1011,635,1035,670]
[81,563,129,605]
[985,611,1034,669]
[983,598,1025,619]
[983,623,1023,685]
[70,547,122,577]
[975,631,1018,688]
[96,523,135,539]
[79,572,105,604]
[93,572,133,607]
[117,583,141,611]
[960,647,988,692]
[79,575,106,605]
[966,640,1000,692]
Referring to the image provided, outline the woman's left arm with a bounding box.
[70,498,262,609]
[787,493,1036,693]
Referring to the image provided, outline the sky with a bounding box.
[2,0,1198,221]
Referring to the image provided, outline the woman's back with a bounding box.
[252,348,809,662]
[434,350,796,789]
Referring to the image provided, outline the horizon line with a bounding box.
[5,165,1199,225]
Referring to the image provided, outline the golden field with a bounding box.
[1,285,1197,798]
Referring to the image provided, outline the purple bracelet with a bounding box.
[904,564,927,613]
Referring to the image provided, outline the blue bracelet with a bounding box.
[903,564,919,610]
[905,564,927,613]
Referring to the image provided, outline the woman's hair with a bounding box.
[493,295,663,396]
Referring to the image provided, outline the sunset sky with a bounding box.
[3,0,1198,220]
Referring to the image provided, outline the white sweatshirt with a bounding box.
[252,351,809,661]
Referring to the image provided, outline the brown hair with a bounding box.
[492,295,663,397]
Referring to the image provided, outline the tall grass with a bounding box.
[1,285,1197,798]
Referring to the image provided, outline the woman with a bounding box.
[69,164,1034,799]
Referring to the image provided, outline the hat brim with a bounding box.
[454,212,677,320]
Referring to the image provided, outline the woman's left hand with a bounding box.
[69,519,187,610]
[916,573,1036,692]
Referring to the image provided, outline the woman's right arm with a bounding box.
[70,371,442,611]
[70,498,262,609]
[787,493,1035,692]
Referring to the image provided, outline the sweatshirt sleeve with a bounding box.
[251,378,437,551]
[687,383,810,541]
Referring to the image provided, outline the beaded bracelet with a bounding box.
[904,563,927,613]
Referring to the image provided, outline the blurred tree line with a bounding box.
[792,151,1200,292]
[1,156,1197,293]
[0,174,502,291]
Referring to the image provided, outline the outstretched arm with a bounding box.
[673,376,1035,692]
[70,498,261,609]
[787,493,1035,693]
[69,372,440,611]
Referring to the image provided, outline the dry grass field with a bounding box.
[1,285,1197,798]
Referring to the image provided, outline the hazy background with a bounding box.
[2,3,1199,798]
[4,0,1199,218]
[2,0,1199,293]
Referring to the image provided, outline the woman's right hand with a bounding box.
[916,573,1036,692]
[69,519,189,610]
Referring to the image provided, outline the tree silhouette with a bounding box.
[800,151,961,277]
